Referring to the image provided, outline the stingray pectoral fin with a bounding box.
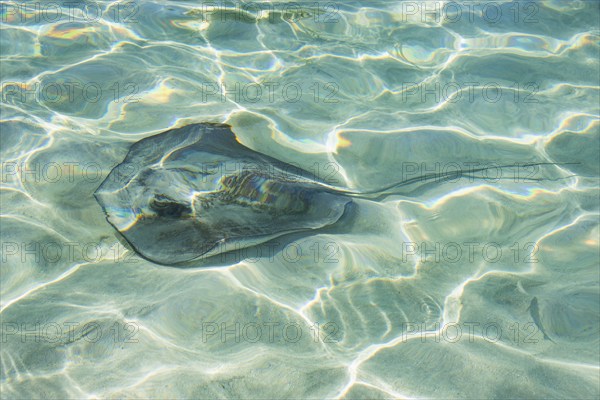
[118,217,220,265]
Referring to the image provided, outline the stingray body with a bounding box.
[94,123,351,265]
[95,123,574,266]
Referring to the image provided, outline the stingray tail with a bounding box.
[340,162,579,200]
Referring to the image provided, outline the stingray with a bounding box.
[94,123,574,265]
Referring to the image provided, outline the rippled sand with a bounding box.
[1,1,599,398]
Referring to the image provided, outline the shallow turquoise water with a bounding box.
[1,1,599,398]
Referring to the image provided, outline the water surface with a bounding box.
[1,1,599,398]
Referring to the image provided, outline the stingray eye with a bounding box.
[149,195,191,218]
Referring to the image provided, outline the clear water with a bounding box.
[1,1,599,398]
